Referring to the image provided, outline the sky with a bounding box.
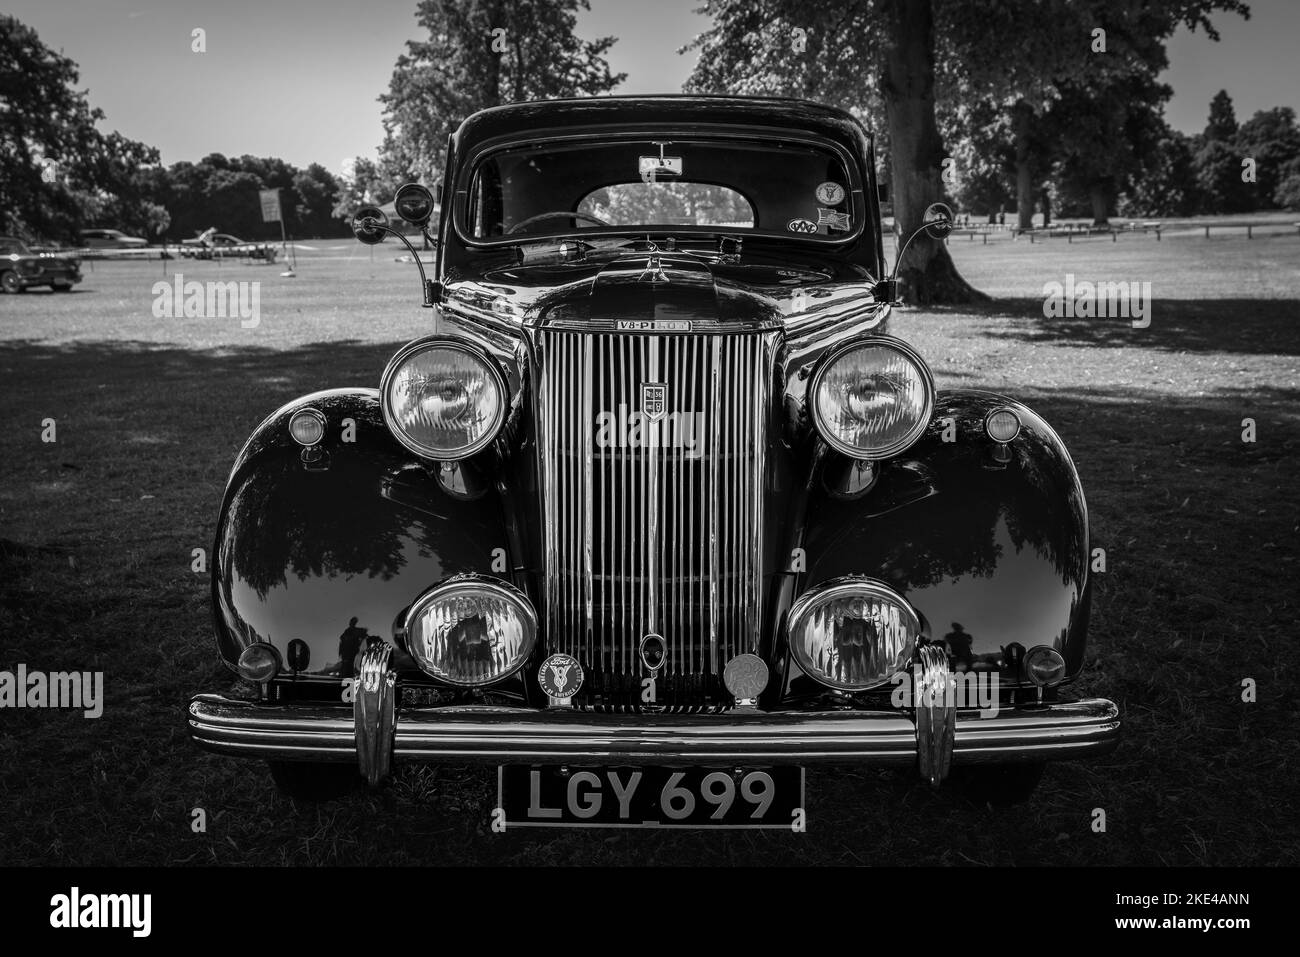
[6,0,1298,175]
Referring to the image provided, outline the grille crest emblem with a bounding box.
[640,382,668,422]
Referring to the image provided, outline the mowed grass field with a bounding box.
[1,231,1297,866]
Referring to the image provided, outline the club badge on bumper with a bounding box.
[539,653,584,705]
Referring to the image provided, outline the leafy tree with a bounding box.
[1192,88,1254,212]
[1120,126,1202,217]
[1236,107,1300,209]
[683,0,1243,298]
[293,163,344,237]
[683,0,987,304]
[1047,72,1172,224]
[153,153,346,240]
[1194,138,1253,212]
[379,0,625,187]
[0,15,160,240]
[1203,88,1239,142]
[332,157,388,221]
[1275,159,1300,211]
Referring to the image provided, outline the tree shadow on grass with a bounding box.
[924,297,1300,357]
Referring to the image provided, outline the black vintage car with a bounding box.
[188,96,1119,818]
[0,235,82,293]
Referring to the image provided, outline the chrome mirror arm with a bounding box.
[355,217,441,308]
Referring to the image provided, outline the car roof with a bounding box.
[451,95,873,161]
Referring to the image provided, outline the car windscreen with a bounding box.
[461,135,861,244]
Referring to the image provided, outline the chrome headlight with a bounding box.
[403,575,537,686]
[810,336,935,459]
[381,337,506,460]
[787,577,920,691]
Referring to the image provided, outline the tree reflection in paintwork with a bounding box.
[221,459,422,599]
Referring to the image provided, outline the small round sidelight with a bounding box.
[288,408,326,447]
[985,407,1022,444]
[1024,646,1067,687]
[237,643,282,683]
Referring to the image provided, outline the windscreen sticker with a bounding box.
[787,218,818,234]
[817,208,851,231]
[815,182,846,205]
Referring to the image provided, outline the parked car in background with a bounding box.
[188,96,1120,814]
[79,228,148,249]
[181,228,277,261]
[0,235,82,292]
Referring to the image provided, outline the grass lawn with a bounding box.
[1,231,1297,866]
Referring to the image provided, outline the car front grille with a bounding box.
[536,328,775,709]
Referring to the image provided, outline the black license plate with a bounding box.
[498,765,804,829]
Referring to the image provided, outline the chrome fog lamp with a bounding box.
[403,574,537,686]
[236,643,281,683]
[787,577,920,691]
[1024,646,1067,686]
[381,337,507,460]
[810,336,935,460]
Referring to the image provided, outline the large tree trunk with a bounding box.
[880,0,987,305]
[1013,100,1035,230]
[1089,184,1109,225]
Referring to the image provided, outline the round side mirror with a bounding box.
[922,202,954,239]
[394,183,435,228]
[352,205,389,245]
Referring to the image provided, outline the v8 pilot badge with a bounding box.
[538,653,584,703]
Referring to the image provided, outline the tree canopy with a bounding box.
[378,0,625,187]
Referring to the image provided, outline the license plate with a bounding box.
[497,765,804,829]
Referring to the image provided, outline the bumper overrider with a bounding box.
[188,659,1120,786]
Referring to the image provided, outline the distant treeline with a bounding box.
[2,16,357,243]
[947,90,1300,226]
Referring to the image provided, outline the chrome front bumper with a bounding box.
[189,693,1120,772]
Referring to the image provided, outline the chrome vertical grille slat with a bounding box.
[537,329,773,708]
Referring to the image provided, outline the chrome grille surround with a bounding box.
[536,328,777,709]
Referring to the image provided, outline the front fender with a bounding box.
[211,388,513,684]
[799,390,1090,687]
